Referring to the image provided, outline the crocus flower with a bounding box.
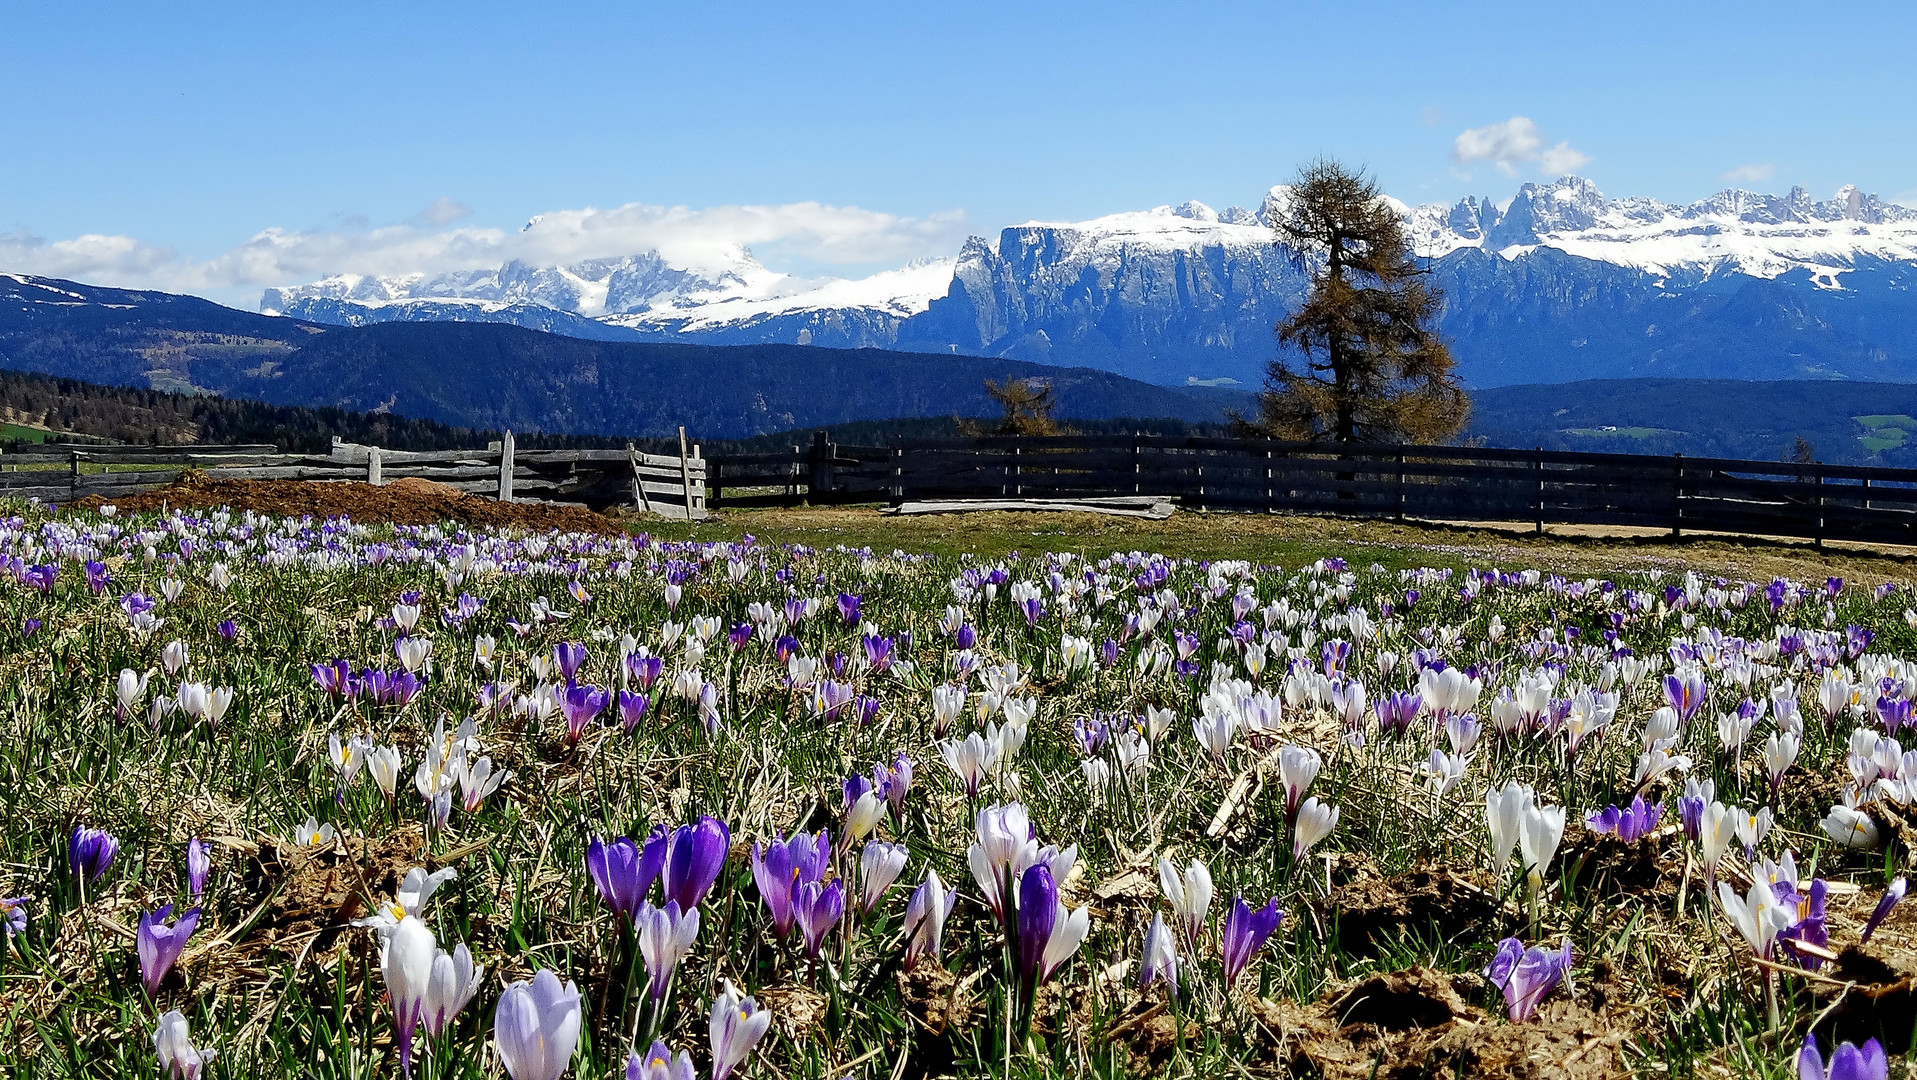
[627,1042,697,1080]
[1277,745,1321,814]
[68,826,119,885]
[617,689,650,733]
[1292,797,1340,861]
[137,903,201,996]
[939,733,997,798]
[587,835,659,925]
[903,868,958,970]
[1798,1034,1889,1080]
[1717,879,1794,959]
[662,817,731,911]
[749,830,830,939]
[1220,895,1284,985]
[554,642,587,681]
[1016,864,1058,981]
[559,683,608,745]
[421,942,484,1039]
[1519,800,1567,890]
[1862,877,1907,943]
[381,915,438,1077]
[1485,781,1532,874]
[1140,912,1179,999]
[1822,805,1881,849]
[635,900,700,999]
[793,879,845,959]
[494,968,582,1080]
[837,592,862,627]
[2,896,26,939]
[1157,856,1213,948]
[860,841,908,914]
[709,980,772,1080]
[1584,795,1662,843]
[1483,937,1573,1021]
[153,1009,215,1080]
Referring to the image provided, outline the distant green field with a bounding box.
[0,423,50,443]
[1561,426,1670,439]
[1853,413,1917,451]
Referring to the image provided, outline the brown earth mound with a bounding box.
[73,469,622,534]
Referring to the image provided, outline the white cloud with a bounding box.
[0,197,968,304]
[1453,116,1590,177]
[1539,141,1592,174]
[1720,163,1775,184]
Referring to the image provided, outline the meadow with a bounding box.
[2,502,1916,1079]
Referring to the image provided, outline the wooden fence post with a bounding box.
[69,450,80,505]
[627,442,654,513]
[891,447,905,505]
[1133,433,1142,496]
[1532,447,1543,536]
[1394,445,1405,523]
[1670,453,1682,538]
[497,430,515,503]
[808,431,835,503]
[367,446,383,487]
[1815,467,1826,549]
[678,427,695,520]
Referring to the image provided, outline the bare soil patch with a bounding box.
[73,469,621,533]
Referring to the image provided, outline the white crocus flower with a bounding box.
[1823,805,1881,849]
[1292,797,1340,861]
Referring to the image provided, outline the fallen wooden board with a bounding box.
[886,498,1175,519]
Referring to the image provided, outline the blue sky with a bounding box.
[4,0,1913,305]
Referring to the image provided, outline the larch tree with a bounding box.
[1248,158,1468,444]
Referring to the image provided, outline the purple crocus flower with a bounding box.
[587,835,660,925]
[312,660,351,696]
[852,695,882,727]
[1484,937,1573,1021]
[749,830,831,939]
[625,652,664,691]
[84,560,110,594]
[1016,863,1058,982]
[793,879,845,959]
[1585,796,1662,843]
[186,839,210,901]
[661,816,731,911]
[1664,672,1706,722]
[862,634,894,672]
[1099,638,1120,667]
[554,642,587,682]
[22,617,40,639]
[1779,879,1831,969]
[1877,696,1912,737]
[137,904,202,995]
[2,896,27,939]
[1862,877,1907,943]
[955,623,976,650]
[873,752,912,826]
[1374,692,1421,736]
[837,592,862,627]
[216,619,238,642]
[843,774,873,811]
[560,683,609,745]
[1220,895,1284,985]
[617,689,650,733]
[68,826,119,885]
[728,622,753,650]
[1798,1034,1889,1080]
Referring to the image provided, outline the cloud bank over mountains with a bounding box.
[0,199,970,305]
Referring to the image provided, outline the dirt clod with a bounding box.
[1316,866,1504,957]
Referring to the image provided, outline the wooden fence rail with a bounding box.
[0,433,708,519]
[705,434,1917,547]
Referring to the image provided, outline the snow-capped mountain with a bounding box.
[264,177,1917,387]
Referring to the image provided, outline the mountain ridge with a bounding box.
[258,176,1917,387]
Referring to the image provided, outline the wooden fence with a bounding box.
[707,432,1917,547]
[0,432,708,518]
